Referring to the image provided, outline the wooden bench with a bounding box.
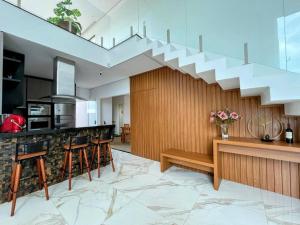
[160,149,215,176]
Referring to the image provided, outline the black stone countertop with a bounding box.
[0,125,115,139]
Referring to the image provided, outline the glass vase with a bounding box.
[220,124,229,139]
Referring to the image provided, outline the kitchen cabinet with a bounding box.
[2,49,25,113]
[26,76,52,101]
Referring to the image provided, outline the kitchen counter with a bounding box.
[0,125,114,139]
[0,125,115,203]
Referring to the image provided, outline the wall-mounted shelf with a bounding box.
[3,56,22,63]
[3,77,22,83]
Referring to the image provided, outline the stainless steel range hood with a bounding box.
[40,57,87,103]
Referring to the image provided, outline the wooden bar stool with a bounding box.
[90,127,115,177]
[8,139,50,216]
[61,135,92,190]
[121,124,130,143]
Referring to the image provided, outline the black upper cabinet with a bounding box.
[2,50,25,113]
[26,76,52,101]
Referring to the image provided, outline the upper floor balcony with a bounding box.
[3,0,300,75]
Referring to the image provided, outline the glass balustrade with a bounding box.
[3,0,300,74]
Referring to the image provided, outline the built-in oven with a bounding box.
[54,103,75,129]
[28,103,51,116]
[28,117,51,131]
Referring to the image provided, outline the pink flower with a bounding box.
[210,112,216,117]
[218,111,228,120]
[230,112,239,120]
[210,116,215,123]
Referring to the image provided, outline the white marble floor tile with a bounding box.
[102,200,173,225]
[0,150,299,225]
[0,196,65,225]
[261,189,300,225]
[196,179,263,202]
[160,166,211,186]
[184,199,268,225]
[50,181,132,225]
[135,180,200,225]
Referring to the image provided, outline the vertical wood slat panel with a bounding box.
[130,67,300,198]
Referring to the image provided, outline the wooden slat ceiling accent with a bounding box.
[130,66,300,198]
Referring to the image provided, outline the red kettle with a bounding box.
[0,114,26,133]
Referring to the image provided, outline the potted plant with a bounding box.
[47,0,82,35]
[210,109,241,139]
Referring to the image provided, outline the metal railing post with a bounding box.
[167,29,170,44]
[130,26,133,37]
[244,42,249,64]
[143,25,147,38]
[100,37,104,47]
[199,35,203,53]
[17,0,21,7]
[113,38,116,47]
[68,21,72,32]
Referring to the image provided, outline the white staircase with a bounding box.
[136,37,300,116]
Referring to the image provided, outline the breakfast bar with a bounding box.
[0,125,114,203]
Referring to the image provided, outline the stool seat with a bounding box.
[63,143,89,150]
[91,139,113,145]
[11,151,47,161]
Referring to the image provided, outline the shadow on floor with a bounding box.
[111,136,131,153]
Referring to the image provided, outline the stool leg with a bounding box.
[8,162,17,202]
[103,144,107,166]
[83,148,92,181]
[39,157,49,200]
[90,145,96,170]
[97,144,101,178]
[108,143,115,172]
[68,151,73,191]
[61,151,69,180]
[11,163,22,217]
[36,159,43,190]
[79,150,83,174]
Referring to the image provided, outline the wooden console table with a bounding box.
[213,137,300,191]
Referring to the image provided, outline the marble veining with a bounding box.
[0,150,299,225]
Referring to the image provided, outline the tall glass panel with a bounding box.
[82,0,139,48]
[186,0,285,69]
[284,0,300,73]
[138,0,187,45]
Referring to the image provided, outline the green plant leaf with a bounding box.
[72,9,81,17]
[48,0,82,31]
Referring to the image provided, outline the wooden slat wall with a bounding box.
[130,67,300,198]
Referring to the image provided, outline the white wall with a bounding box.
[76,87,90,100]
[76,102,88,127]
[90,78,130,125]
[112,95,124,135]
[101,97,112,124]
[90,78,129,100]
[124,94,130,124]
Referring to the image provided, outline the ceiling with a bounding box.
[3,32,162,89]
